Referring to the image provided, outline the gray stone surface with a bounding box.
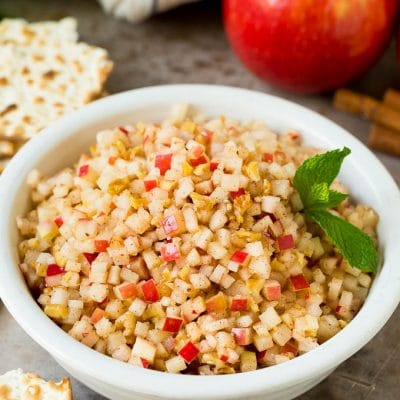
[0,1,399,399]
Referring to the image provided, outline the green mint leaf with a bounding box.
[306,188,349,210]
[308,182,330,204]
[306,184,348,210]
[324,190,349,209]
[293,147,378,273]
[305,209,379,273]
[294,147,351,208]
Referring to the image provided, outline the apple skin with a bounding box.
[223,0,398,93]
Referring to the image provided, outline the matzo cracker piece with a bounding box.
[0,158,10,174]
[0,140,15,158]
[0,17,78,46]
[0,17,113,140]
[0,369,72,400]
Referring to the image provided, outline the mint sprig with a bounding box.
[293,147,379,273]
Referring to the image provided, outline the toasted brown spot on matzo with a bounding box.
[0,105,17,117]
[0,384,11,399]
[0,369,72,400]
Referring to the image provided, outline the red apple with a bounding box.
[223,0,398,93]
[397,29,400,63]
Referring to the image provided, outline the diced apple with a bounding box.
[161,213,185,237]
[144,179,157,192]
[230,297,248,311]
[165,355,187,373]
[94,240,110,252]
[210,161,219,171]
[189,155,208,167]
[132,337,156,363]
[182,296,206,322]
[240,351,257,372]
[160,242,180,262]
[261,195,280,213]
[45,274,64,287]
[162,317,183,333]
[140,358,150,368]
[262,153,273,163]
[277,234,295,251]
[78,164,90,177]
[263,280,281,300]
[46,264,65,276]
[108,156,117,165]
[54,216,64,227]
[115,282,137,300]
[141,279,160,303]
[289,274,310,291]
[163,336,176,352]
[37,220,59,240]
[44,304,68,319]
[155,153,172,175]
[230,250,249,265]
[83,252,99,265]
[232,327,252,345]
[260,307,281,330]
[178,341,199,363]
[206,292,227,313]
[230,188,245,199]
[281,342,298,356]
[90,307,106,324]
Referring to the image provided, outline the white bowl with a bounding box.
[1,85,400,400]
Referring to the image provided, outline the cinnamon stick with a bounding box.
[368,89,400,156]
[368,124,400,156]
[334,89,400,133]
[383,88,400,111]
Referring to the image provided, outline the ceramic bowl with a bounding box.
[1,85,400,400]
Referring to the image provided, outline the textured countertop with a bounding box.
[0,1,399,399]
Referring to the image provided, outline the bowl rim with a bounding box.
[1,84,400,399]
